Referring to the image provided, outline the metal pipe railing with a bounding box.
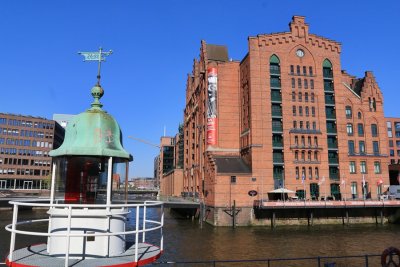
[5,199,164,266]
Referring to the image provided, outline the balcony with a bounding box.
[272,141,284,148]
[323,69,333,79]
[325,96,335,105]
[324,82,334,92]
[270,65,281,75]
[272,109,283,117]
[328,158,339,164]
[326,127,337,134]
[270,78,281,88]
[272,126,283,133]
[271,92,282,102]
[329,172,339,180]
[328,142,338,149]
[273,156,284,164]
[273,173,283,180]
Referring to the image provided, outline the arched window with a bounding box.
[345,106,352,118]
[308,151,312,161]
[358,112,362,119]
[371,124,378,137]
[298,92,302,102]
[323,59,333,78]
[295,136,299,145]
[296,167,299,179]
[293,121,297,128]
[291,78,295,88]
[314,137,318,147]
[309,167,313,179]
[298,78,302,89]
[305,106,309,116]
[292,106,296,116]
[292,92,296,101]
[304,79,308,89]
[290,65,294,74]
[295,150,299,160]
[301,136,305,146]
[299,106,303,116]
[301,151,305,160]
[311,107,315,117]
[305,93,309,102]
[311,93,315,102]
[347,123,353,135]
[315,167,319,179]
[297,65,301,75]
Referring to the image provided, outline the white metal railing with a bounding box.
[5,200,164,267]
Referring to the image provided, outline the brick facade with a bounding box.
[178,16,393,225]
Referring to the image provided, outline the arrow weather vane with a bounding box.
[78,47,113,86]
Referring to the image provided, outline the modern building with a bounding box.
[180,16,392,225]
[53,114,75,129]
[0,113,65,191]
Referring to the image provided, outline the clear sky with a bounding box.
[1,1,400,178]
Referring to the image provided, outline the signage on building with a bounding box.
[207,67,218,146]
[248,190,258,197]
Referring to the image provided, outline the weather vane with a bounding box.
[78,47,113,85]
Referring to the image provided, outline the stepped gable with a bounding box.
[252,16,341,54]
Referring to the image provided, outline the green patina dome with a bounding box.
[50,85,132,160]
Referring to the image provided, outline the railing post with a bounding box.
[64,205,72,267]
[134,205,140,263]
[160,204,164,252]
[142,203,147,243]
[8,203,19,262]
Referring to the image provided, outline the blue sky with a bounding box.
[1,1,400,178]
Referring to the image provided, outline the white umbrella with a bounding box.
[268,188,295,194]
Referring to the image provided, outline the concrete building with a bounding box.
[0,113,64,191]
[182,16,392,226]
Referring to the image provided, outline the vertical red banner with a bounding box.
[207,68,218,146]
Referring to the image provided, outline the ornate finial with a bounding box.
[78,47,113,86]
[90,85,104,109]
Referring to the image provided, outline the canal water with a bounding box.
[1,208,400,266]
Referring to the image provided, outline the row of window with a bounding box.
[293,120,317,130]
[292,92,315,102]
[0,148,49,157]
[291,78,314,89]
[349,161,381,174]
[0,128,53,139]
[387,121,400,138]
[293,106,316,117]
[348,140,380,155]
[294,150,319,162]
[290,65,313,76]
[0,168,50,176]
[294,135,318,147]
[0,118,54,129]
[295,166,319,180]
[346,123,379,137]
[0,158,51,166]
[0,138,53,148]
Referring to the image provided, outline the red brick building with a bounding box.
[181,16,391,226]
[384,117,400,185]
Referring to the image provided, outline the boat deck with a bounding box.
[6,243,161,267]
